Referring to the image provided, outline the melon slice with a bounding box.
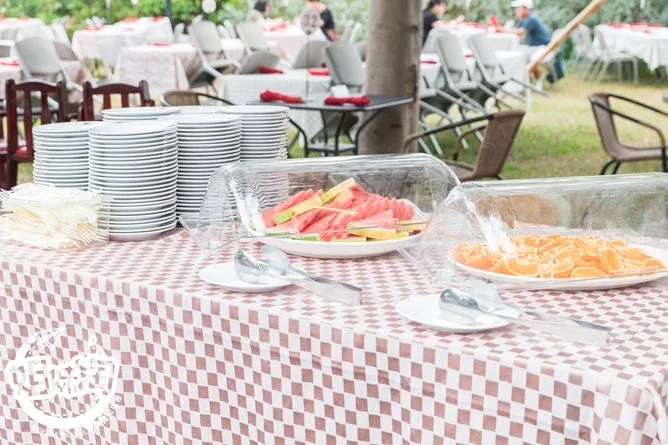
[348,227,400,240]
[397,220,428,232]
[347,209,395,230]
[261,189,314,228]
[273,194,322,225]
[321,178,358,204]
[331,234,367,242]
[301,212,337,235]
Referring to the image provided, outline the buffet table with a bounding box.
[264,27,327,63]
[1,231,666,444]
[595,24,668,71]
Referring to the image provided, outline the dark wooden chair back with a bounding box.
[80,80,154,121]
[5,78,69,187]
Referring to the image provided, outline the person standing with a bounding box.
[422,0,447,45]
[306,0,337,41]
[506,0,563,84]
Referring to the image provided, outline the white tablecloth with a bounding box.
[72,26,148,60]
[0,60,21,99]
[596,24,668,70]
[223,69,331,137]
[264,27,327,63]
[0,18,48,40]
[115,44,199,95]
[450,27,520,52]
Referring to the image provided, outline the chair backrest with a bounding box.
[50,23,70,44]
[594,27,610,54]
[588,92,622,158]
[224,20,237,39]
[469,33,500,82]
[5,79,69,161]
[217,24,231,39]
[470,110,524,179]
[192,15,203,24]
[161,90,232,106]
[422,27,453,54]
[348,22,362,43]
[174,23,185,41]
[579,24,592,47]
[15,36,63,77]
[292,40,329,69]
[52,41,79,62]
[237,50,280,74]
[324,42,364,91]
[0,28,18,41]
[190,20,224,54]
[340,20,354,42]
[81,81,154,121]
[435,32,469,75]
[236,21,268,51]
[0,42,12,58]
[97,35,126,73]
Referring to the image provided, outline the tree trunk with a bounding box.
[359,0,422,155]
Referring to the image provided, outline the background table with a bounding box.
[595,24,668,71]
[450,27,520,52]
[0,62,22,99]
[220,38,246,63]
[0,18,47,39]
[0,232,666,444]
[114,44,199,95]
[72,27,149,60]
[223,70,332,137]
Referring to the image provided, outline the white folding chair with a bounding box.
[292,40,329,69]
[14,36,81,92]
[236,21,271,54]
[50,23,70,45]
[323,41,364,93]
[189,20,240,94]
[236,50,279,74]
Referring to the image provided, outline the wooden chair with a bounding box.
[4,79,69,188]
[402,110,525,181]
[589,92,667,174]
[80,80,154,121]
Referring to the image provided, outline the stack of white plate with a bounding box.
[32,121,105,190]
[160,113,242,215]
[102,107,179,122]
[217,105,289,161]
[87,121,179,241]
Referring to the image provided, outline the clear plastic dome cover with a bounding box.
[181,154,460,254]
[401,173,668,290]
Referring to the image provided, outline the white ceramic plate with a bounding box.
[396,294,515,334]
[260,233,422,259]
[90,120,177,136]
[34,121,106,135]
[217,105,289,115]
[175,106,229,114]
[198,262,290,293]
[102,107,178,118]
[109,222,176,242]
[161,113,240,124]
[448,244,668,291]
[89,140,178,151]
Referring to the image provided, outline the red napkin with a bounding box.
[324,96,370,107]
[648,24,663,28]
[631,22,648,26]
[19,17,31,21]
[488,15,499,26]
[260,90,304,103]
[420,60,438,64]
[123,17,139,22]
[269,23,288,31]
[258,65,284,74]
[465,53,474,59]
[607,23,624,28]
[308,68,330,76]
[151,16,165,21]
[152,42,172,47]
[0,59,20,67]
[84,26,103,31]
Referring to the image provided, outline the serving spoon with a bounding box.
[439,285,611,346]
[234,248,363,306]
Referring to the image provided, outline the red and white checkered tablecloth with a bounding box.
[0,231,666,444]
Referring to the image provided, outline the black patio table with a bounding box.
[248,94,414,157]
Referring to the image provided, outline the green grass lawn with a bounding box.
[18,73,667,184]
[433,74,668,179]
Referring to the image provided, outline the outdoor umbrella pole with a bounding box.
[166,0,172,21]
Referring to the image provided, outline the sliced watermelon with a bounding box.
[295,208,321,232]
[260,189,314,228]
[302,212,337,234]
[347,209,395,229]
